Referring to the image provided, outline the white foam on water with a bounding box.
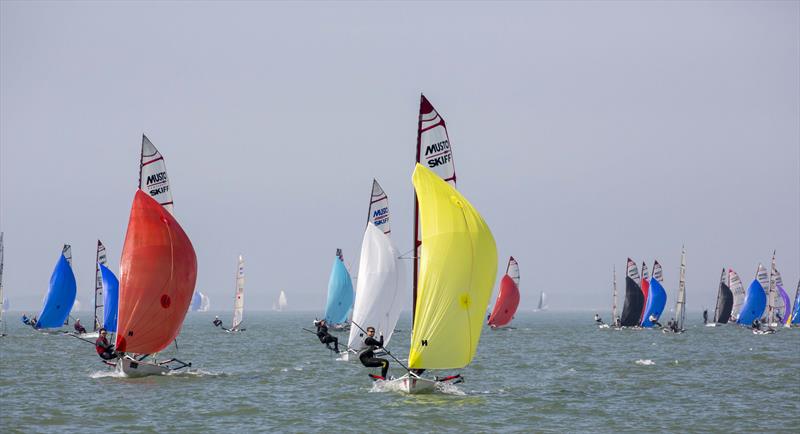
[367,378,466,396]
[635,359,655,366]
[89,369,126,379]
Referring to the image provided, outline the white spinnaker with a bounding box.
[348,223,405,352]
[139,135,174,214]
[368,179,391,235]
[200,293,210,311]
[675,247,687,330]
[506,257,520,287]
[278,291,287,310]
[231,256,245,329]
[729,269,745,320]
[652,261,663,282]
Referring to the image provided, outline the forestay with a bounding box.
[115,190,197,354]
[408,164,497,370]
[139,135,174,214]
[348,223,405,351]
[232,255,245,330]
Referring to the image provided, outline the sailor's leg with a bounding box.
[380,359,389,378]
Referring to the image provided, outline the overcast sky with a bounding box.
[1,1,798,314]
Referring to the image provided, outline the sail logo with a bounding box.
[146,171,168,186]
[424,140,452,168]
[372,207,389,226]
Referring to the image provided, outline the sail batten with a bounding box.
[408,164,497,370]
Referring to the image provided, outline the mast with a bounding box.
[612,266,618,323]
[676,246,686,330]
[412,95,424,325]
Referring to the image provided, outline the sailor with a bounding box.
[74,318,87,334]
[315,320,339,352]
[649,314,662,328]
[212,316,223,327]
[671,320,679,333]
[30,316,38,327]
[594,313,604,324]
[703,309,708,324]
[21,314,30,325]
[614,316,621,327]
[95,328,117,360]
[751,319,760,330]
[358,326,389,380]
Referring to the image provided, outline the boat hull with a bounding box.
[117,356,169,378]
[385,374,437,394]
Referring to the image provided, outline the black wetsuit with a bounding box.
[703,310,708,324]
[316,323,339,352]
[359,335,388,378]
[213,318,223,327]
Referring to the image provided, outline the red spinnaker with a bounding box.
[487,275,520,328]
[115,190,197,354]
[639,277,650,323]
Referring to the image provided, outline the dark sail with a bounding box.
[620,276,645,327]
[713,268,733,323]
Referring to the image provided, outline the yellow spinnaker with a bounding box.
[409,164,497,369]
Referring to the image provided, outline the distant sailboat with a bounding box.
[278,290,288,311]
[488,257,521,328]
[641,261,667,328]
[324,248,354,328]
[384,164,496,394]
[229,255,245,332]
[711,268,733,324]
[729,268,745,322]
[535,291,547,312]
[619,258,644,327]
[664,247,687,333]
[765,254,787,327]
[736,264,767,326]
[347,180,404,357]
[35,248,77,331]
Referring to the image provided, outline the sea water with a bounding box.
[0,311,797,433]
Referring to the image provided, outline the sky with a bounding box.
[1,1,798,314]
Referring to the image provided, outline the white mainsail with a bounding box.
[729,268,745,321]
[278,291,287,311]
[94,240,108,330]
[348,222,405,352]
[507,257,520,288]
[367,179,391,235]
[231,255,245,330]
[537,292,547,310]
[652,260,664,282]
[139,134,174,214]
[675,247,687,330]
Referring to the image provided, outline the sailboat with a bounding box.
[487,257,520,329]
[710,268,733,325]
[729,268,746,322]
[346,180,404,359]
[663,247,686,334]
[277,291,288,311]
[227,255,245,332]
[641,261,667,328]
[114,190,196,376]
[34,248,77,332]
[189,291,208,312]
[599,266,618,329]
[736,264,767,327]
[324,248,354,329]
[765,254,788,328]
[0,232,5,336]
[535,291,548,312]
[619,258,644,327]
[382,164,497,394]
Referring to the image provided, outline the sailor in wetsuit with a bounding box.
[703,309,708,324]
[751,318,761,331]
[95,328,117,360]
[594,313,604,325]
[212,316,223,327]
[358,326,389,380]
[74,318,87,334]
[315,320,339,352]
[649,314,662,328]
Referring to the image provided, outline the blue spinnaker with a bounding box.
[324,256,354,324]
[641,277,667,327]
[737,279,766,326]
[99,263,119,332]
[36,254,77,329]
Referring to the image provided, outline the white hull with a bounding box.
[117,356,170,377]
[388,374,437,394]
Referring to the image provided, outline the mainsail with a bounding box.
[99,263,119,332]
[674,247,687,331]
[36,252,77,329]
[278,290,288,311]
[348,222,405,351]
[324,249,354,325]
[713,268,733,324]
[412,94,456,323]
[537,292,547,310]
[640,261,650,323]
[94,240,108,331]
[619,258,644,327]
[115,190,197,354]
[408,164,496,370]
[487,256,521,328]
[62,244,72,266]
[139,134,174,214]
[652,261,663,282]
[367,179,391,235]
[507,256,520,287]
[767,258,786,324]
[231,255,245,331]
[729,269,746,321]
[736,264,767,326]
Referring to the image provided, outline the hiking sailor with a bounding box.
[212,316,223,327]
[95,328,117,360]
[649,314,662,328]
[359,326,389,380]
[315,319,339,353]
[73,318,87,334]
[594,313,604,325]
